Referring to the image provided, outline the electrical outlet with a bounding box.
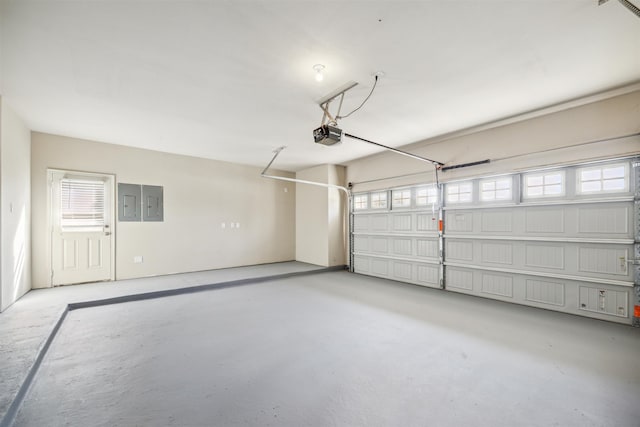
[134,256,143,263]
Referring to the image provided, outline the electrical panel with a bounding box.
[118,183,142,222]
[118,183,163,222]
[142,185,163,222]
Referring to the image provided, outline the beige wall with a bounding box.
[0,98,31,311]
[346,88,640,191]
[31,132,295,288]
[327,165,347,267]
[295,165,329,266]
[295,164,347,267]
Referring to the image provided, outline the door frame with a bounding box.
[46,168,116,287]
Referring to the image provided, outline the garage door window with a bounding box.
[523,171,564,198]
[480,177,512,201]
[577,164,628,194]
[416,186,438,206]
[392,189,411,208]
[370,191,388,209]
[446,182,472,204]
[353,194,368,210]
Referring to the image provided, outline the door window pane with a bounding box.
[61,178,105,229]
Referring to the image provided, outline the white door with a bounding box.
[50,170,115,286]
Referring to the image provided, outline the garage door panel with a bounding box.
[446,239,634,282]
[446,240,473,262]
[353,254,440,288]
[353,215,370,232]
[446,203,633,239]
[417,264,440,287]
[355,235,439,262]
[481,272,514,298]
[445,267,474,292]
[371,258,389,276]
[391,214,412,232]
[524,208,565,234]
[394,261,412,280]
[353,256,370,273]
[524,243,565,270]
[353,236,369,252]
[577,246,629,277]
[371,237,389,255]
[525,279,565,307]
[416,214,438,231]
[480,242,514,265]
[577,205,629,235]
[416,238,439,259]
[578,286,628,318]
[392,238,412,256]
[371,215,389,232]
[446,268,632,323]
[481,210,513,233]
[445,211,474,232]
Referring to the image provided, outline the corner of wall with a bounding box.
[295,164,348,267]
[328,165,347,267]
[0,98,32,312]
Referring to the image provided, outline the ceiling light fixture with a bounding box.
[313,64,325,82]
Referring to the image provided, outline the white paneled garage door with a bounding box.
[351,158,639,325]
[352,186,442,288]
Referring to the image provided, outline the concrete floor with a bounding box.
[6,270,640,427]
[0,261,326,426]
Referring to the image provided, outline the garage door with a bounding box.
[352,158,639,325]
[351,185,442,288]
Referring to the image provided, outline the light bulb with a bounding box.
[313,64,325,82]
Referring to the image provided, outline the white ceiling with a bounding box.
[1,1,639,171]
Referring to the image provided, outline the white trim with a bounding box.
[353,232,440,238]
[443,234,634,245]
[443,195,633,210]
[353,252,440,265]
